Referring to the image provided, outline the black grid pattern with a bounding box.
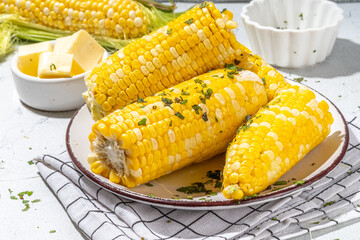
[35,116,360,240]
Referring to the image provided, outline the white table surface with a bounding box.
[1,2,359,240]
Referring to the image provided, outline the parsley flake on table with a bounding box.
[49,230,56,233]
[27,160,34,165]
[324,200,335,207]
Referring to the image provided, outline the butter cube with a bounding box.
[17,41,53,77]
[54,30,103,73]
[38,52,74,78]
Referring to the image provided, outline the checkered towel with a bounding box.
[35,116,360,240]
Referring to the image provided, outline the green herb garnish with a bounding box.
[175,112,184,120]
[137,97,146,103]
[167,28,172,35]
[138,118,147,126]
[27,160,34,165]
[192,105,202,114]
[149,193,155,197]
[324,201,335,207]
[273,181,287,186]
[202,112,208,121]
[50,63,56,71]
[184,18,194,25]
[294,180,306,185]
[49,230,56,233]
[145,183,153,187]
[161,98,173,106]
[294,77,304,83]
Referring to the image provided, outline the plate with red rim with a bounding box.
[66,80,349,210]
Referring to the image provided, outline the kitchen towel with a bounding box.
[35,116,360,240]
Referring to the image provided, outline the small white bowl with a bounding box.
[241,0,343,68]
[11,42,108,111]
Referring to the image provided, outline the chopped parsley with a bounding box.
[145,183,153,187]
[137,97,146,103]
[202,112,208,121]
[313,49,317,53]
[50,63,56,71]
[167,28,172,35]
[224,63,237,70]
[262,77,266,85]
[32,199,41,203]
[227,73,234,79]
[175,112,184,120]
[324,200,335,207]
[184,18,193,25]
[199,96,206,104]
[192,105,202,114]
[27,160,34,165]
[149,193,155,197]
[194,79,203,84]
[138,118,147,126]
[22,204,30,211]
[10,196,18,200]
[203,88,213,99]
[294,180,306,185]
[181,90,190,96]
[271,217,278,221]
[186,195,193,200]
[313,221,319,224]
[201,83,207,88]
[49,230,56,233]
[221,8,227,13]
[158,91,166,96]
[299,13,303,20]
[294,77,304,83]
[169,120,172,127]
[273,181,287,186]
[211,75,219,77]
[180,100,188,104]
[161,98,173,106]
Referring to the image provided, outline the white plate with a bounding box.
[66,81,349,210]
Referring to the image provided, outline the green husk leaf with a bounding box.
[0,20,16,58]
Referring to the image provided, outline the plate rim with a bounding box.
[66,81,349,208]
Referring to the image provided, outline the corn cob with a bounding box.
[222,85,333,199]
[83,2,242,121]
[87,68,268,187]
[0,0,175,39]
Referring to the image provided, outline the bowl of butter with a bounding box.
[11,30,108,111]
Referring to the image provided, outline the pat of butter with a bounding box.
[18,42,53,77]
[38,52,74,78]
[54,30,104,73]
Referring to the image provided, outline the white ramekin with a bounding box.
[11,41,108,112]
[241,0,343,68]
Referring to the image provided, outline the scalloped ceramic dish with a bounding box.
[66,81,348,210]
[241,0,343,68]
[11,41,109,111]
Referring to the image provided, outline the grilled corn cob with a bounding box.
[0,0,175,39]
[222,85,333,199]
[83,2,242,121]
[87,68,268,187]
